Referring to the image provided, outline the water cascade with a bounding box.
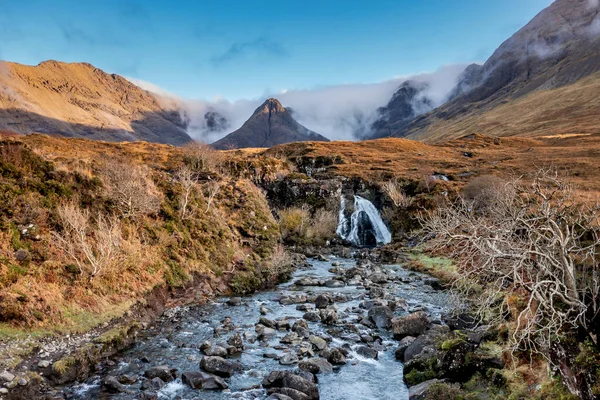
[337,195,392,247]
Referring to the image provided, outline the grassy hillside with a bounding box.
[406,72,600,142]
[0,133,283,332]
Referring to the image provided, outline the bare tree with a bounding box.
[182,142,221,172]
[204,180,222,213]
[382,179,413,208]
[103,159,161,218]
[174,165,198,219]
[421,169,600,364]
[52,203,123,278]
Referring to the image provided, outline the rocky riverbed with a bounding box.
[37,254,499,400]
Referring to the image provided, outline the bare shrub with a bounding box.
[262,244,294,281]
[306,208,338,243]
[52,203,123,278]
[462,175,511,212]
[183,142,221,172]
[382,179,413,208]
[174,165,198,219]
[279,206,311,241]
[421,168,600,361]
[203,180,222,213]
[103,159,161,218]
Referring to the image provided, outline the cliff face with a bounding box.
[0,60,191,145]
[212,98,329,149]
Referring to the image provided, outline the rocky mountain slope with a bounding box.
[0,60,191,145]
[213,98,329,150]
[375,0,600,142]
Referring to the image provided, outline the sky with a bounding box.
[0,0,554,101]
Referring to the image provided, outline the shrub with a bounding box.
[182,142,221,173]
[279,206,311,242]
[103,159,161,218]
[51,203,124,278]
[382,179,413,208]
[305,208,337,244]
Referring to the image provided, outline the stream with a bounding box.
[63,255,449,400]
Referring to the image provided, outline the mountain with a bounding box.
[376,0,600,142]
[0,60,191,145]
[212,98,329,149]
[370,81,435,139]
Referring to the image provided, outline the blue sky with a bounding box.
[0,0,553,101]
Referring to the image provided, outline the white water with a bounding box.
[337,195,392,246]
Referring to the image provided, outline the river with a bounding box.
[63,255,449,400]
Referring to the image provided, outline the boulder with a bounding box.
[140,377,165,391]
[227,297,242,306]
[392,312,429,340]
[327,348,347,365]
[203,345,228,357]
[368,306,393,329]
[262,370,319,400]
[309,335,328,351]
[395,336,416,360]
[143,366,174,382]
[200,356,239,378]
[368,273,388,284]
[279,352,299,365]
[182,371,228,390]
[299,358,333,374]
[102,376,132,394]
[315,294,330,309]
[320,309,338,325]
[408,379,443,400]
[303,312,321,322]
[356,346,378,360]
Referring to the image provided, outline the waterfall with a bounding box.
[337,195,392,247]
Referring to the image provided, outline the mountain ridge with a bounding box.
[0,60,192,145]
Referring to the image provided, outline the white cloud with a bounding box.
[126,64,469,143]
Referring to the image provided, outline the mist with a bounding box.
[130,64,469,143]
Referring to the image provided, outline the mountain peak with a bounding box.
[213,98,329,149]
[254,98,286,116]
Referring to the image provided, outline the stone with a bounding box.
[0,388,7,395]
[408,379,443,400]
[118,374,138,384]
[140,377,165,391]
[204,345,228,357]
[392,311,430,340]
[266,394,294,400]
[259,318,277,328]
[296,304,314,312]
[356,346,379,360]
[327,348,347,365]
[368,305,394,329]
[200,356,239,377]
[368,273,388,284]
[303,312,321,322]
[320,309,339,325]
[309,335,328,351]
[281,332,300,344]
[143,366,174,382]
[227,297,242,306]
[404,325,450,363]
[395,336,417,360]
[102,376,132,394]
[260,305,270,315]
[324,279,345,288]
[17,377,27,386]
[182,371,228,390]
[314,294,330,309]
[140,391,158,400]
[262,370,319,400]
[0,371,15,383]
[279,352,299,365]
[228,333,244,348]
[299,358,333,374]
[37,360,51,369]
[256,324,277,339]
